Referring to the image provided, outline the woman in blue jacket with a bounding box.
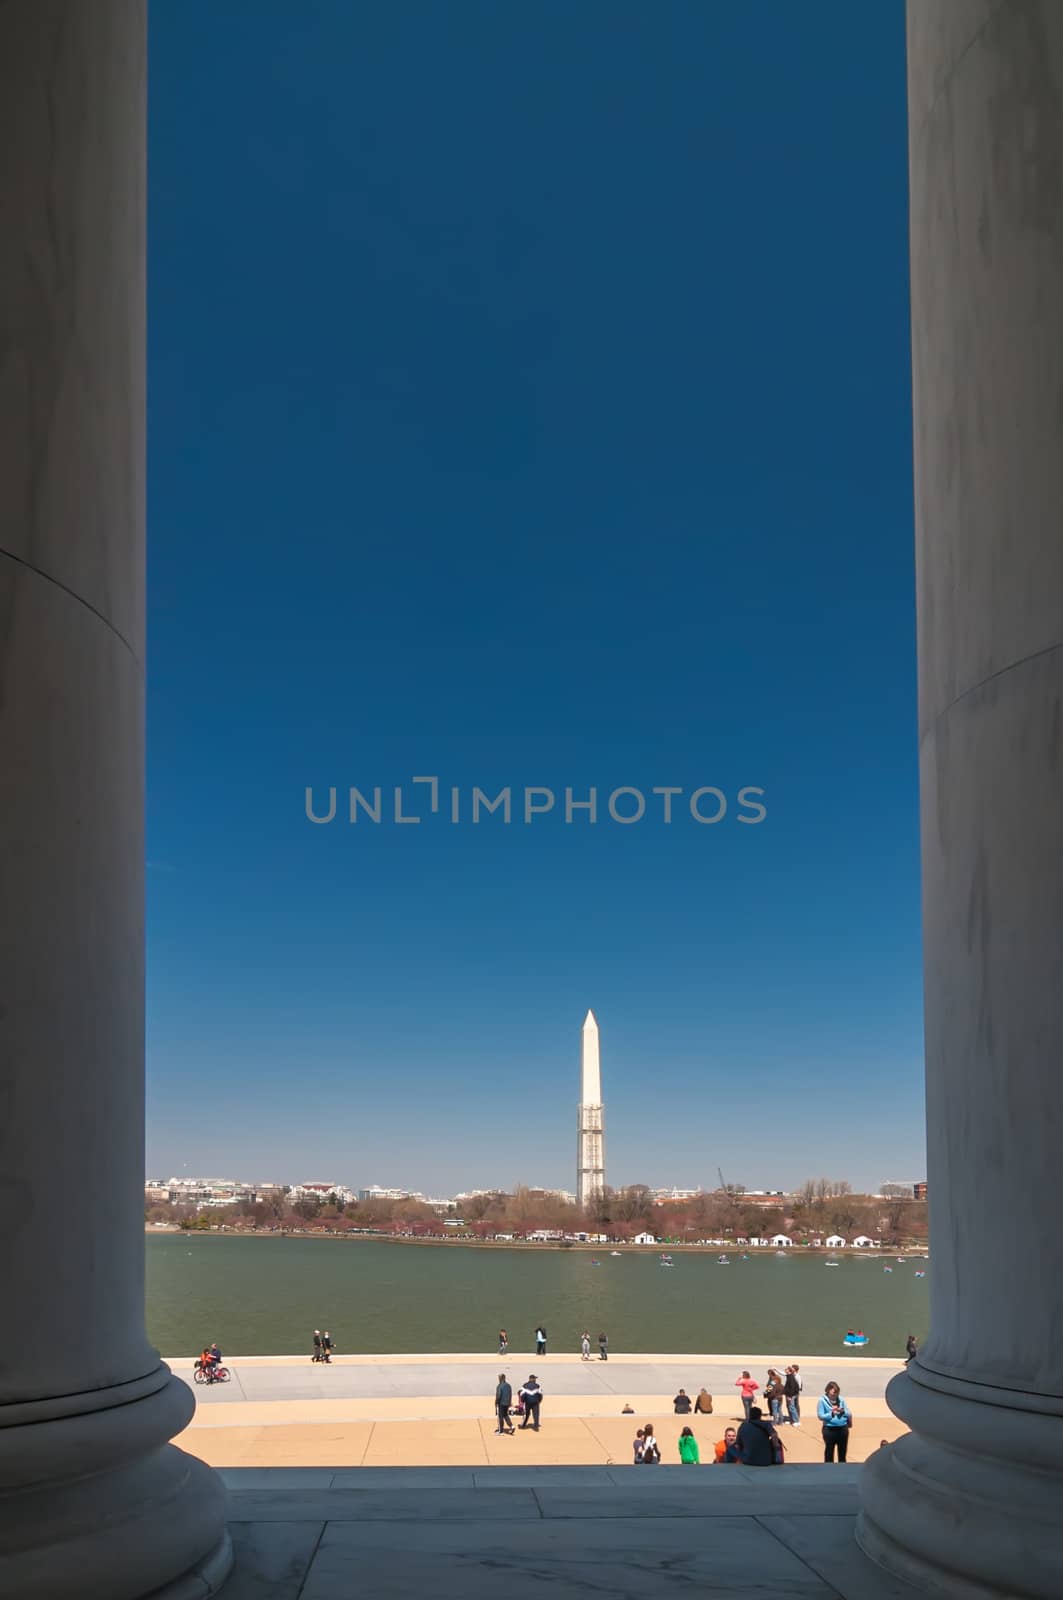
[817,1381,852,1462]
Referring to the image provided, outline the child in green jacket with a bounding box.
[678,1427,700,1463]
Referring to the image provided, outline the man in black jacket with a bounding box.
[519,1375,543,1430]
[736,1405,781,1466]
[494,1373,515,1434]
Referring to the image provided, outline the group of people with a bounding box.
[311,1329,335,1363]
[493,1373,544,1432]
[195,1342,223,1377]
[734,1366,804,1426]
[636,1375,852,1466]
[498,1327,610,1360]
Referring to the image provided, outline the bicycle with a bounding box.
[193,1364,230,1385]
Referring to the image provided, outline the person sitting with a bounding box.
[678,1426,700,1464]
[736,1405,781,1467]
[694,1388,713,1414]
[196,1348,214,1379]
[673,1388,692,1414]
[621,1403,635,1414]
[714,1426,740,1463]
[639,1424,661,1464]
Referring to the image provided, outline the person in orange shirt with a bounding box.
[714,1426,740,1463]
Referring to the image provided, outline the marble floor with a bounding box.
[217,1463,924,1599]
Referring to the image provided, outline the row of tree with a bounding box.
[146,1178,928,1246]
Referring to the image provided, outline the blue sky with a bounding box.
[146,0,922,1196]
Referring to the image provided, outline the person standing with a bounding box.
[817,1381,852,1462]
[312,1329,322,1363]
[764,1369,784,1424]
[534,1325,547,1356]
[632,1427,645,1464]
[519,1374,543,1430]
[639,1424,660,1464]
[905,1333,918,1364]
[784,1366,800,1425]
[734,1370,759,1420]
[580,1330,591,1361]
[678,1426,700,1463]
[694,1388,713,1415]
[598,1330,609,1361]
[494,1373,515,1435]
[321,1331,334,1363]
[499,1329,509,1356]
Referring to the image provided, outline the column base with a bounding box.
[857,1366,1063,1600]
[0,1367,231,1600]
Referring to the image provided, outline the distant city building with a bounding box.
[653,1187,700,1203]
[290,1183,355,1205]
[357,1186,415,1203]
[577,1010,605,1208]
[881,1181,921,1200]
[914,1181,928,1201]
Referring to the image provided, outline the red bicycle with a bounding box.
[194,1364,230,1385]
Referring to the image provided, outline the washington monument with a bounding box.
[577,1009,606,1208]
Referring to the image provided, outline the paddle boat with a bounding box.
[843,1331,870,1347]
[825,1258,840,1267]
[610,1251,623,1257]
[659,1253,674,1267]
[914,1270,926,1278]
[883,1266,893,1273]
[717,1254,730,1264]
[740,1252,750,1260]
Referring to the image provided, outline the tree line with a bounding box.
[146,1177,927,1246]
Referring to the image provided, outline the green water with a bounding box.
[146,1236,927,1358]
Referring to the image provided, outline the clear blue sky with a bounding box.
[146,0,922,1196]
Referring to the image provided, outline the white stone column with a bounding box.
[0,5,231,1596]
[858,4,1063,1596]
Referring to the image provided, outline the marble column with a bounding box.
[857,4,1063,1596]
[0,5,231,1596]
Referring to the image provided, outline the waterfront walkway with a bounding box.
[174,1353,907,1470]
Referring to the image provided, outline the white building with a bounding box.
[770,1234,793,1247]
[632,1231,657,1245]
[852,1235,878,1248]
[825,1234,846,1248]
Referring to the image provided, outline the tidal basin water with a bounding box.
[146,1235,927,1358]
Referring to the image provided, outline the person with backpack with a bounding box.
[736,1405,784,1466]
[817,1381,852,1462]
[639,1424,661,1464]
[321,1331,334,1363]
[783,1366,801,1425]
[519,1375,543,1430]
[764,1369,784,1424]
